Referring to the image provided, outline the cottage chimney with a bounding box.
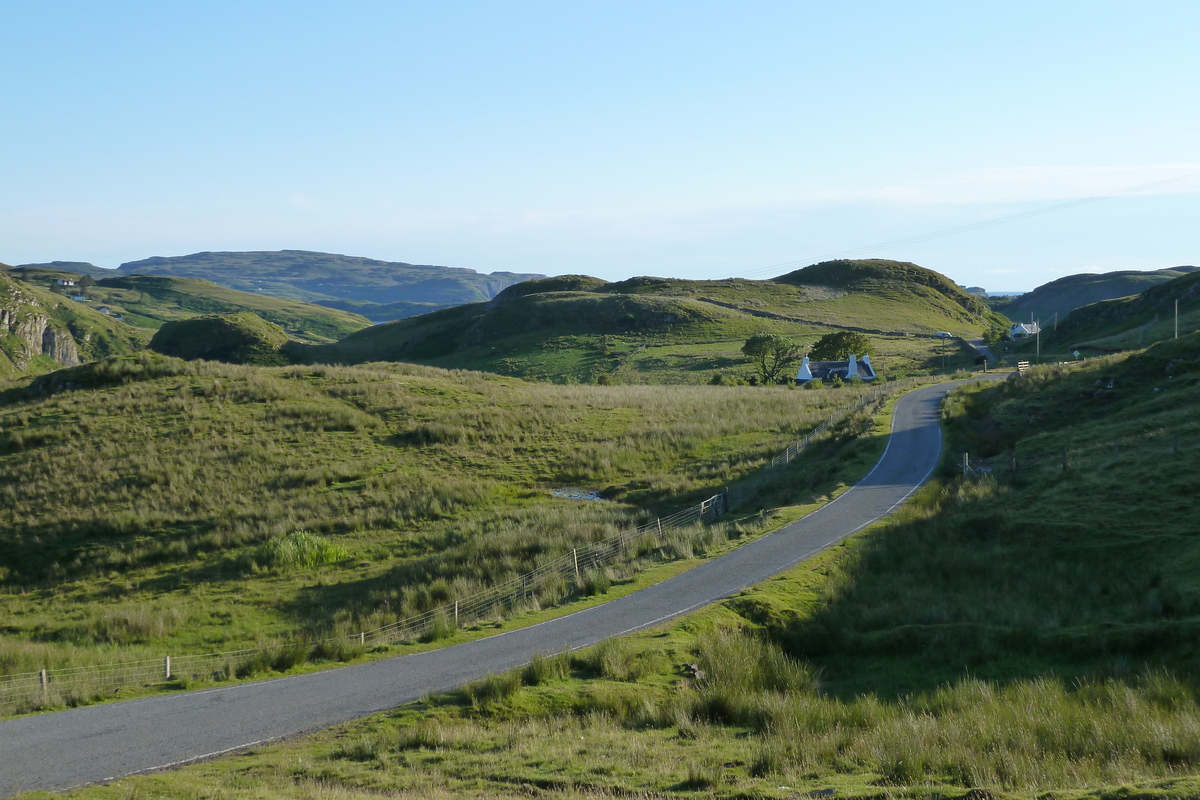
[861,354,872,377]
[797,356,813,383]
[846,354,858,379]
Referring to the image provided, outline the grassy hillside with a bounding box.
[0,355,884,697]
[991,265,1198,326]
[8,261,112,278]
[38,336,1200,800]
[6,268,371,343]
[0,271,145,378]
[308,261,1005,383]
[148,313,294,365]
[1000,269,1200,363]
[115,250,544,320]
[91,274,371,342]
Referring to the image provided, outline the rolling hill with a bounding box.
[990,265,1198,326]
[9,261,112,279]
[1037,268,1200,353]
[304,259,1007,383]
[90,274,371,342]
[114,250,544,321]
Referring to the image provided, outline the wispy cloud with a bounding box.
[811,164,1200,206]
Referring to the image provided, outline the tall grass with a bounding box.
[252,530,350,572]
[0,355,880,685]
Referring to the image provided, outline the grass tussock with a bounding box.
[251,530,351,572]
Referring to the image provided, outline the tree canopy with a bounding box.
[742,332,803,384]
[808,331,873,361]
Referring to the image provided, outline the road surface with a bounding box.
[0,380,963,796]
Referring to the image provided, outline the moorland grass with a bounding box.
[0,354,886,696]
[43,339,1200,799]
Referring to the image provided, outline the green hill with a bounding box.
[991,265,1198,327]
[10,261,112,278]
[1002,269,1200,359]
[148,313,294,366]
[114,250,544,321]
[308,260,1007,383]
[91,274,371,342]
[0,271,145,379]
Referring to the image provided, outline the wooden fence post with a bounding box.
[40,669,48,700]
[573,548,580,581]
[454,601,459,627]
[164,656,171,681]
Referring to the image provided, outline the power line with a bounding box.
[722,168,1200,281]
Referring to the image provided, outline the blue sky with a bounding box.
[3,1,1198,291]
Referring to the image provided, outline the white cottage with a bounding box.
[796,354,877,385]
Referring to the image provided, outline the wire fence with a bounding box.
[961,428,1199,480]
[1,376,916,715]
[767,381,904,469]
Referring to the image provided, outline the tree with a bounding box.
[808,330,873,361]
[742,332,803,385]
[78,274,96,289]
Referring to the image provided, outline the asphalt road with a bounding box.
[0,380,961,797]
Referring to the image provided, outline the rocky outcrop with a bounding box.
[0,286,82,369]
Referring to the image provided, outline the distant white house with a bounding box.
[796,354,877,385]
[71,294,87,302]
[1010,322,1040,338]
[55,278,76,287]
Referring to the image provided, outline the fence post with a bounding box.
[963,452,969,479]
[573,548,580,580]
[454,601,459,627]
[360,631,365,646]
[656,518,663,541]
[164,656,171,681]
[40,669,48,700]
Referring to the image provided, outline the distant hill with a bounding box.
[990,266,1198,327]
[11,261,113,278]
[114,250,544,321]
[1045,269,1200,352]
[92,275,370,342]
[303,260,1006,383]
